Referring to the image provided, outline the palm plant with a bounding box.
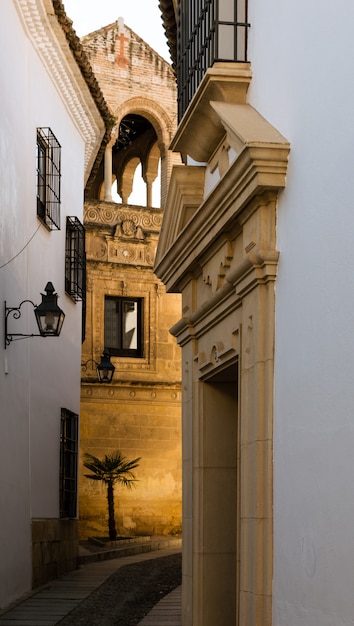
[83,451,141,540]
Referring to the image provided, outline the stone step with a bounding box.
[79,535,182,565]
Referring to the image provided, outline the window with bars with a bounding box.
[60,408,78,519]
[104,296,144,357]
[36,127,61,230]
[65,216,86,302]
[177,0,250,119]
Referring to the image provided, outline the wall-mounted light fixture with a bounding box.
[81,349,115,384]
[4,282,65,349]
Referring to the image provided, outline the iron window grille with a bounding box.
[104,296,144,358]
[177,0,250,119]
[60,408,78,519]
[65,216,86,302]
[36,127,61,230]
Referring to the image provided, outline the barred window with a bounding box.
[36,127,61,230]
[104,296,144,357]
[177,0,250,119]
[60,408,78,519]
[65,216,86,302]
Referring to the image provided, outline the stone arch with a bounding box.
[111,114,157,207]
[87,96,179,206]
[114,96,176,151]
[112,96,178,207]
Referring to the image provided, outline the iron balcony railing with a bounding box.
[177,0,250,120]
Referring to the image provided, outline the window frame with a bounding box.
[104,296,144,358]
[65,216,86,303]
[60,408,78,519]
[36,127,61,230]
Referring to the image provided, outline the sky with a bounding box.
[62,0,170,61]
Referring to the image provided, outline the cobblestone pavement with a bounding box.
[0,541,181,626]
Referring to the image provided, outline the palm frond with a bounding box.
[83,451,141,485]
[83,474,103,481]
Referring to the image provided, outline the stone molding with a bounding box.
[170,62,252,161]
[14,0,106,181]
[114,95,177,151]
[157,165,206,257]
[155,116,289,292]
[81,382,181,402]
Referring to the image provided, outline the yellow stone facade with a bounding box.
[79,21,182,539]
[155,64,290,625]
[80,201,182,538]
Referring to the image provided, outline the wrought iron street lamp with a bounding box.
[4,282,65,348]
[81,349,115,384]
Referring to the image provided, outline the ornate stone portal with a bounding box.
[155,63,290,625]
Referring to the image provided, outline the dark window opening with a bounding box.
[65,216,86,342]
[104,296,144,357]
[65,216,86,302]
[36,127,61,230]
[60,408,78,519]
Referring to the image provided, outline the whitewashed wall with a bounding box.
[0,2,86,607]
[248,2,354,624]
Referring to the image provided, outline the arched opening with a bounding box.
[110,159,161,207]
[111,114,161,207]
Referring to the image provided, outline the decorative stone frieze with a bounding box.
[85,202,163,267]
[84,202,163,230]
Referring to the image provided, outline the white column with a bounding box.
[104,145,112,201]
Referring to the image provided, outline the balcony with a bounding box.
[177,0,249,120]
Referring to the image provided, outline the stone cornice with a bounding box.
[14,0,113,184]
[170,63,252,162]
[155,104,290,292]
[81,381,182,403]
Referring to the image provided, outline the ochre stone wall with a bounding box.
[79,20,182,540]
[80,384,181,538]
[32,519,78,589]
[80,200,182,538]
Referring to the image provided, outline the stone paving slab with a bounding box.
[0,547,181,626]
[138,586,182,625]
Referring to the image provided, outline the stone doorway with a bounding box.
[197,361,238,625]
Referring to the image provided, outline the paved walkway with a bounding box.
[0,544,181,626]
[138,585,181,625]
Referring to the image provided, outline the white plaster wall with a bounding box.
[26,27,84,520]
[247,1,354,624]
[0,2,85,607]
